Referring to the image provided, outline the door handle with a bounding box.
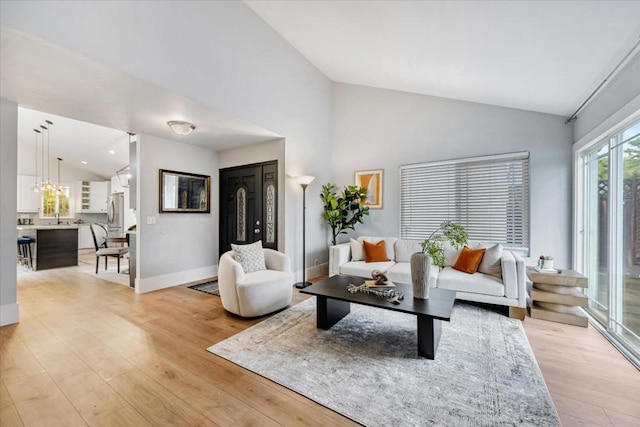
[254,228,260,234]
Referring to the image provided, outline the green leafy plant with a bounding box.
[420,221,468,268]
[321,183,370,246]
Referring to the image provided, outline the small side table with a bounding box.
[527,267,588,327]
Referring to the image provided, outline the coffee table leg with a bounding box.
[417,315,442,359]
[316,296,350,330]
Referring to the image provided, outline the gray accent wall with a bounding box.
[331,83,574,267]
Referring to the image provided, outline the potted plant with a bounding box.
[411,221,468,299]
[320,183,370,246]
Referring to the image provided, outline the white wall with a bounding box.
[331,83,574,267]
[136,134,218,293]
[0,99,19,326]
[218,138,286,253]
[574,50,640,145]
[0,1,333,280]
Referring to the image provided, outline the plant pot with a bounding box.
[410,252,432,299]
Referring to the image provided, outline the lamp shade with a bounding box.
[295,175,315,186]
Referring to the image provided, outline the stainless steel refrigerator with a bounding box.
[107,192,125,235]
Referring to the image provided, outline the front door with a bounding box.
[219,161,277,255]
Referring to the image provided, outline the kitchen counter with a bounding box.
[17,227,79,271]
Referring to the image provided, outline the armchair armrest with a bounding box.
[218,251,245,315]
[264,249,291,272]
[329,243,351,277]
[501,251,526,306]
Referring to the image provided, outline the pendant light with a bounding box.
[56,158,63,196]
[31,129,41,193]
[40,120,55,192]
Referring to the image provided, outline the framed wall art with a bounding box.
[355,169,383,209]
[159,169,211,213]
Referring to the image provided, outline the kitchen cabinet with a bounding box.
[78,225,94,249]
[17,175,41,212]
[78,181,110,212]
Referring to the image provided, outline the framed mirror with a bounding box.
[159,169,211,213]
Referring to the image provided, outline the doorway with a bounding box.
[219,161,278,255]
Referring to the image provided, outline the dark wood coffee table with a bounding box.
[300,274,456,359]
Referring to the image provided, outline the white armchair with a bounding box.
[218,248,294,317]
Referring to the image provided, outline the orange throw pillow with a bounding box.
[363,240,390,263]
[452,245,486,274]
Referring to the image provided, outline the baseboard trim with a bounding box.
[307,262,328,280]
[136,265,218,293]
[0,302,19,326]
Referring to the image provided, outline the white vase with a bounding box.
[410,252,432,299]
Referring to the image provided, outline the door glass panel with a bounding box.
[236,187,246,242]
[585,143,610,323]
[265,183,275,244]
[618,131,640,348]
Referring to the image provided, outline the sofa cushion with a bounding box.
[443,241,464,267]
[453,246,486,274]
[477,243,503,279]
[395,239,422,262]
[340,261,396,279]
[358,237,398,261]
[437,267,505,297]
[363,240,390,262]
[387,262,411,285]
[350,238,364,261]
[231,241,266,273]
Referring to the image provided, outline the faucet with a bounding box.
[55,213,61,225]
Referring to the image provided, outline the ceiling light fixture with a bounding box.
[108,150,115,155]
[40,120,56,193]
[167,120,195,136]
[81,160,87,165]
[31,128,41,192]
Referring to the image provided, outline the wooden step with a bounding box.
[531,287,588,307]
[530,303,588,327]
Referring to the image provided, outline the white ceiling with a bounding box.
[18,107,129,179]
[246,1,640,116]
[1,28,282,178]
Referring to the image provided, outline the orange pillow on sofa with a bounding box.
[363,240,390,263]
[452,245,486,274]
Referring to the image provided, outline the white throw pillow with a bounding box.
[443,241,464,267]
[477,243,503,279]
[350,238,364,261]
[231,240,266,273]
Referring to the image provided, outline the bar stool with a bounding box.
[17,237,33,269]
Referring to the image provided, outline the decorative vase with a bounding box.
[410,252,432,299]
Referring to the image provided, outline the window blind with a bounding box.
[400,152,530,254]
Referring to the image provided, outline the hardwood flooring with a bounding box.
[2,264,639,426]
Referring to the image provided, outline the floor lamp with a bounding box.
[294,175,315,289]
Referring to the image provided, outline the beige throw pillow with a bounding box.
[350,238,364,261]
[477,243,503,279]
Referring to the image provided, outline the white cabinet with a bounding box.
[89,181,109,212]
[78,181,110,212]
[17,175,41,212]
[78,225,94,249]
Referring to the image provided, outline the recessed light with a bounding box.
[108,150,115,155]
[81,160,87,165]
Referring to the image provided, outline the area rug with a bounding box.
[188,280,220,296]
[80,266,130,287]
[208,299,558,427]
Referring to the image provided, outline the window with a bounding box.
[41,186,72,218]
[400,152,530,253]
[579,118,640,365]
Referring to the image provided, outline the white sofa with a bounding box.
[329,236,527,319]
[218,248,293,317]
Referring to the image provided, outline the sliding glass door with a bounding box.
[580,119,640,362]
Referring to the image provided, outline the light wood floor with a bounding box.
[2,264,639,427]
